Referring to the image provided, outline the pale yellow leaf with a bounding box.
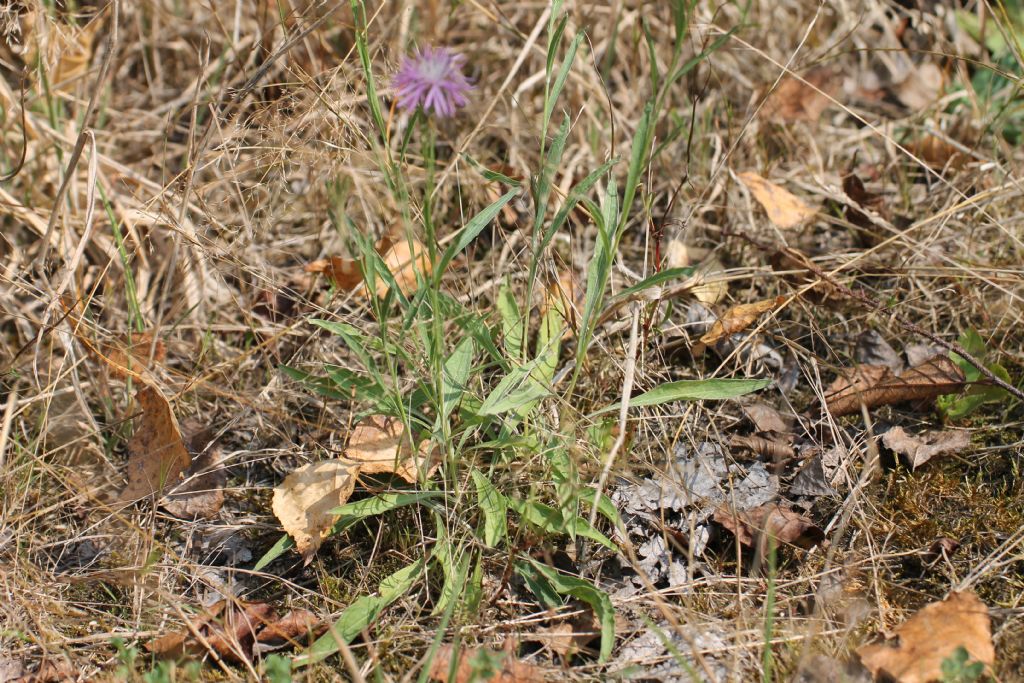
[375,236,433,298]
[738,172,816,229]
[686,256,728,305]
[272,459,359,563]
[700,296,785,345]
[346,415,439,484]
[857,591,993,683]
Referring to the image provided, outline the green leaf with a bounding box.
[253,492,445,571]
[477,360,550,417]
[296,557,426,666]
[440,335,476,424]
[612,266,696,301]
[543,33,583,139]
[939,361,1011,420]
[521,561,616,662]
[497,284,525,361]
[593,378,770,415]
[432,533,470,617]
[463,154,522,186]
[472,469,508,548]
[434,189,519,282]
[508,497,615,551]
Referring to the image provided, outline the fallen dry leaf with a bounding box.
[148,600,273,662]
[254,608,328,652]
[825,355,966,418]
[427,644,547,683]
[857,591,993,683]
[730,434,795,463]
[714,503,824,550]
[686,256,729,306]
[63,315,192,504]
[738,172,817,229]
[761,66,840,123]
[148,600,324,664]
[305,255,365,292]
[881,426,970,470]
[532,602,601,660]
[163,444,226,520]
[272,459,359,563]
[306,234,433,300]
[906,134,967,171]
[895,62,945,111]
[842,170,891,247]
[101,332,167,378]
[742,401,792,434]
[700,296,785,346]
[119,385,192,502]
[856,330,903,374]
[7,658,75,683]
[664,238,710,269]
[346,415,439,484]
[380,235,433,298]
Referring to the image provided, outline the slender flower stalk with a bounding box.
[393,46,472,118]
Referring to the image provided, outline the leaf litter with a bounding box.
[881,426,970,470]
[825,354,966,417]
[857,591,994,683]
[737,171,817,229]
[147,599,326,663]
[271,415,439,562]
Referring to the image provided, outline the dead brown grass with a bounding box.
[1,0,1023,681]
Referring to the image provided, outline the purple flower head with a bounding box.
[393,46,472,118]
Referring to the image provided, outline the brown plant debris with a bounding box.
[148,600,324,663]
[738,172,817,229]
[761,66,839,123]
[346,414,439,484]
[881,426,970,470]
[700,296,785,346]
[427,644,547,683]
[307,233,433,299]
[272,459,360,563]
[742,401,793,434]
[857,591,994,683]
[824,355,966,417]
[118,385,193,502]
[714,503,824,550]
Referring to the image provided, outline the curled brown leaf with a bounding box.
[825,355,966,417]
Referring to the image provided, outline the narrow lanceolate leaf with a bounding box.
[296,557,426,666]
[508,497,616,551]
[497,283,525,360]
[472,469,507,548]
[522,561,617,663]
[435,188,519,281]
[477,360,550,417]
[593,378,771,415]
